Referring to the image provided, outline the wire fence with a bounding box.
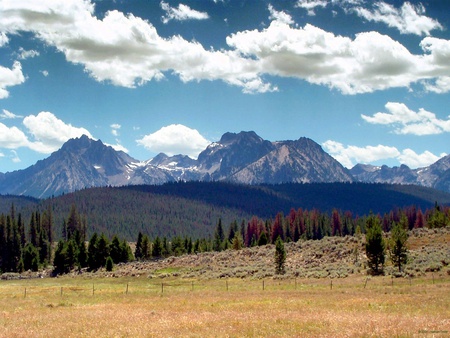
[1,272,448,300]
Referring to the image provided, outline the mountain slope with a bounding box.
[0,132,449,198]
[350,154,450,193]
[0,135,169,198]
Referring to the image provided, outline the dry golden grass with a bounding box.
[0,274,449,337]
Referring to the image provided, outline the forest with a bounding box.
[1,181,449,241]
[0,194,448,275]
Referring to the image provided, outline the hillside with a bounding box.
[1,181,449,241]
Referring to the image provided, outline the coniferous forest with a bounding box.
[0,182,449,275]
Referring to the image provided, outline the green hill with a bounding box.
[1,182,449,241]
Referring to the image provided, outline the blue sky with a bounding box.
[0,0,449,173]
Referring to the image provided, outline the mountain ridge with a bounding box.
[0,131,448,198]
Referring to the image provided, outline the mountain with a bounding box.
[0,135,172,198]
[0,132,448,198]
[350,154,450,192]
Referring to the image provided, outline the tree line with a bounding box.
[0,202,448,275]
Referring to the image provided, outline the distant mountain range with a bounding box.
[0,131,448,198]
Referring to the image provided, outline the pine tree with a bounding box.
[365,214,385,275]
[152,236,163,258]
[87,233,100,270]
[105,256,114,272]
[274,236,286,275]
[213,218,225,251]
[231,232,244,250]
[23,243,39,272]
[388,221,408,273]
[135,232,143,260]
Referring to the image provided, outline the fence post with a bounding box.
[262,280,265,291]
[161,282,164,294]
[330,279,333,290]
[364,277,369,289]
[24,287,26,298]
[126,283,129,294]
[92,283,95,296]
[226,280,228,292]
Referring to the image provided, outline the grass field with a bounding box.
[0,273,449,337]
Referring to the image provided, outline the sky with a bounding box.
[0,0,449,173]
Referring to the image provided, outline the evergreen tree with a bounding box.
[135,232,143,260]
[213,218,225,251]
[87,233,100,270]
[257,232,268,246]
[105,256,114,272]
[53,240,69,274]
[109,235,122,264]
[231,232,244,250]
[274,236,286,275]
[66,204,80,240]
[152,236,163,258]
[388,222,408,273]
[23,243,39,272]
[120,239,133,262]
[140,235,151,259]
[0,215,6,272]
[365,214,385,275]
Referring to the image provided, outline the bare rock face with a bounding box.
[0,132,448,198]
[350,154,450,193]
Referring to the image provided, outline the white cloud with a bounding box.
[110,123,121,136]
[398,149,446,168]
[160,1,209,24]
[23,111,93,153]
[0,122,30,149]
[10,150,20,163]
[323,140,444,169]
[268,4,294,25]
[296,0,328,16]
[17,48,40,60]
[106,141,128,153]
[0,31,8,47]
[323,140,400,168]
[1,0,449,95]
[0,61,25,99]
[362,102,450,135]
[0,109,22,119]
[354,1,442,36]
[137,124,210,158]
[41,70,49,77]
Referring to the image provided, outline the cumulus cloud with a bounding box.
[160,1,209,24]
[323,140,444,169]
[268,4,294,25]
[0,122,30,149]
[23,111,93,153]
[137,124,210,158]
[0,61,25,99]
[353,1,442,36]
[323,140,400,168]
[361,102,450,135]
[398,149,446,168]
[1,0,449,95]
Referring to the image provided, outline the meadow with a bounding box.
[0,273,448,337]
